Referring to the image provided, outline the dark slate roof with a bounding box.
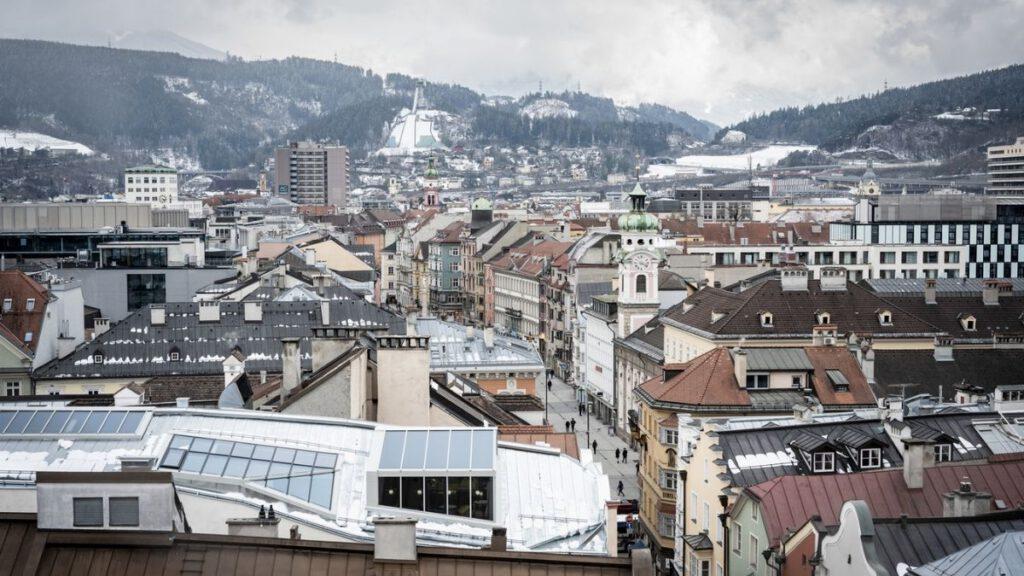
[871,512,1024,576]
[682,533,713,551]
[874,349,1024,402]
[618,316,665,362]
[911,530,1024,576]
[878,294,1024,342]
[35,301,404,380]
[662,278,940,339]
[576,281,614,308]
[718,418,903,487]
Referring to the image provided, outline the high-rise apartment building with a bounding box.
[273,141,349,207]
[124,165,178,207]
[987,137,1024,196]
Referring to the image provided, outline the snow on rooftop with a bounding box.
[0,129,94,156]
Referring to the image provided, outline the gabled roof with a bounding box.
[0,270,49,354]
[879,293,1024,341]
[637,348,751,409]
[874,349,1024,402]
[912,530,1024,576]
[662,278,940,339]
[747,458,1024,546]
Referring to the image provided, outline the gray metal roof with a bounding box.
[35,301,405,380]
[873,513,1024,576]
[865,277,1024,297]
[741,348,814,371]
[415,317,544,374]
[912,530,1024,576]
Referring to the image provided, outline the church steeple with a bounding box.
[422,156,439,207]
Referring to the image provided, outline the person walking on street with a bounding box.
[615,448,621,461]
[547,379,552,392]
[570,418,576,432]
[617,481,624,497]
[592,440,598,453]
[564,421,570,433]
[622,448,628,463]
[635,461,640,474]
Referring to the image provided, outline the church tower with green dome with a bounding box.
[422,156,440,207]
[615,182,663,338]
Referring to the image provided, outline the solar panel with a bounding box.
[160,434,337,510]
[0,409,148,436]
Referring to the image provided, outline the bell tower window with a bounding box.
[636,274,647,295]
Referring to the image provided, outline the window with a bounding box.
[746,374,769,389]
[791,375,803,388]
[661,427,678,446]
[73,497,104,527]
[816,312,830,325]
[5,382,19,397]
[658,511,675,538]
[702,501,710,531]
[902,252,917,264]
[760,312,773,327]
[923,251,939,264]
[880,251,896,264]
[860,448,881,469]
[945,251,960,264]
[169,351,180,361]
[109,497,140,527]
[636,274,647,295]
[935,444,952,463]
[450,248,460,256]
[23,332,32,343]
[659,468,677,491]
[734,523,742,552]
[812,452,835,473]
[1,298,10,312]
[878,310,893,326]
[690,492,697,522]
[93,353,104,364]
[749,535,759,568]
[25,298,35,312]
[961,316,977,331]
[127,274,166,311]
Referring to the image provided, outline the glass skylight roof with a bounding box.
[0,409,147,436]
[378,429,496,471]
[159,435,336,509]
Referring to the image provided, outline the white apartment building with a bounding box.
[987,136,1024,196]
[124,165,178,207]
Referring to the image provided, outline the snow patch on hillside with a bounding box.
[675,145,816,170]
[720,130,747,144]
[521,99,576,119]
[151,148,202,171]
[0,129,94,155]
[162,76,208,105]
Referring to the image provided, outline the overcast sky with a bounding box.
[3,0,1023,125]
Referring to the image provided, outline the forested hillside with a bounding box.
[0,39,711,169]
[726,64,1024,160]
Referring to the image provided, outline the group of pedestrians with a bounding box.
[563,419,577,433]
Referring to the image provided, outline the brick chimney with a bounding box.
[924,278,937,305]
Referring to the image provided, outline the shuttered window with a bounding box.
[73,497,103,527]
[109,497,140,527]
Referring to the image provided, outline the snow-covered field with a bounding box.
[675,144,815,170]
[0,129,94,155]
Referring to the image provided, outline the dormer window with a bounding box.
[26,298,35,312]
[878,310,893,326]
[760,311,774,328]
[935,444,952,463]
[93,353,104,364]
[961,315,977,331]
[169,351,180,362]
[860,448,881,469]
[812,452,835,473]
[817,311,831,325]
[1,298,10,312]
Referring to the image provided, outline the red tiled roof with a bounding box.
[748,458,1024,546]
[638,348,751,407]
[804,346,877,407]
[489,240,574,278]
[0,271,48,353]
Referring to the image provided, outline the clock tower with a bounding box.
[616,183,662,338]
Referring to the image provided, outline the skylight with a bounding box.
[0,409,147,437]
[159,434,336,509]
[378,429,496,472]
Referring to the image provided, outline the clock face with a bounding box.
[632,254,652,269]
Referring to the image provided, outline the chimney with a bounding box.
[933,336,954,362]
[374,517,418,564]
[320,300,331,326]
[732,347,747,387]
[924,278,937,305]
[310,327,355,372]
[150,305,166,326]
[375,335,431,426]
[982,280,1000,306]
[405,313,418,336]
[942,477,992,518]
[901,438,935,490]
[605,501,619,557]
[243,301,263,322]
[483,327,495,350]
[198,301,220,323]
[466,326,475,340]
[93,317,111,338]
[860,344,875,385]
[304,248,316,266]
[819,267,847,291]
[489,527,507,552]
[780,267,809,292]
[631,548,654,576]
[281,338,301,398]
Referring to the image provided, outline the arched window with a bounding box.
[636,274,647,295]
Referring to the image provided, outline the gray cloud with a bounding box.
[1,0,1022,124]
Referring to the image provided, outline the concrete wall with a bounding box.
[282,360,357,419]
[376,344,430,426]
[37,481,177,532]
[0,203,152,231]
[49,267,236,323]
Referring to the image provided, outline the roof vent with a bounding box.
[780,267,809,292]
